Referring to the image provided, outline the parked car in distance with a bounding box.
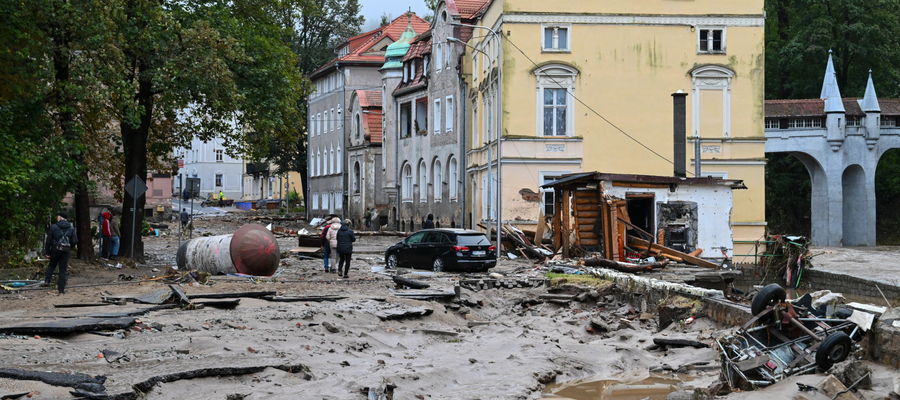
[385,229,496,272]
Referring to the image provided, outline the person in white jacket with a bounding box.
[325,217,341,271]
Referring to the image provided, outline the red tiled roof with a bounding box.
[402,34,432,62]
[354,90,383,144]
[310,13,430,78]
[451,0,492,19]
[765,98,900,118]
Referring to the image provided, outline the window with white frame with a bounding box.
[335,191,342,210]
[788,118,823,128]
[337,106,342,129]
[355,113,361,138]
[535,64,577,137]
[433,160,442,202]
[435,44,443,72]
[691,65,734,137]
[418,160,428,202]
[764,118,781,129]
[402,163,413,201]
[315,148,320,176]
[330,108,335,131]
[316,113,321,135]
[445,96,454,132]
[539,172,568,217]
[448,157,458,201]
[542,25,570,51]
[444,42,450,67]
[698,28,725,54]
[433,99,442,134]
[215,149,223,162]
[312,192,319,210]
[336,146,342,173]
[215,173,223,187]
[472,103,479,146]
[322,192,330,211]
[424,56,430,76]
[847,116,861,127]
[329,146,335,174]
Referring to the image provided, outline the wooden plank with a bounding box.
[574,198,599,205]
[574,190,597,198]
[612,181,670,189]
[552,194,562,251]
[627,236,719,268]
[561,190,571,258]
[580,239,600,246]
[577,224,596,232]
[575,211,600,218]
[578,232,599,239]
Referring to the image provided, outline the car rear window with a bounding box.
[456,234,490,246]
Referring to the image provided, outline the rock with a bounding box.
[535,370,558,384]
[830,360,872,390]
[322,321,340,333]
[666,390,697,400]
[468,358,477,364]
[574,292,591,302]
[589,319,610,333]
[658,296,698,330]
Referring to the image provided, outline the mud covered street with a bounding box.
[1,215,898,400]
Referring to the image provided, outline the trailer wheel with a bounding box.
[816,332,851,370]
[751,284,786,321]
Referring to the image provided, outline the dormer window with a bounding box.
[424,56,430,76]
[403,62,409,82]
[337,45,349,57]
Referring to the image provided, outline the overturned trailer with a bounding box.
[541,172,745,265]
[176,224,281,276]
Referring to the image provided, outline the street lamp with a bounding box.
[447,23,502,257]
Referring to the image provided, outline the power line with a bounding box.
[500,33,695,177]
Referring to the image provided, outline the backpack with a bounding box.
[56,227,73,252]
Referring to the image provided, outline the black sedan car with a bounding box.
[385,229,496,272]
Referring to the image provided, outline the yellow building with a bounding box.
[464,0,766,260]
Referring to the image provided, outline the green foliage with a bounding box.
[876,150,900,244]
[765,153,811,236]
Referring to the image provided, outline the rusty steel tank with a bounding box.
[176,224,280,276]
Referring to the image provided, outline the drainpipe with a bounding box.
[460,78,468,229]
[495,29,503,257]
[337,63,348,217]
[672,90,688,178]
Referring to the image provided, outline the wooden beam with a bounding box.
[627,236,719,268]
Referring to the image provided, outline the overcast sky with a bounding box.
[358,0,431,31]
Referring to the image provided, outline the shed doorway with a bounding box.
[626,193,655,236]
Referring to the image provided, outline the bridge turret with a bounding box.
[859,69,881,150]
[821,50,845,152]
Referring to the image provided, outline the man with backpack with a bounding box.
[43,212,78,294]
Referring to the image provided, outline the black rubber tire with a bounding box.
[386,253,399,269]
[433,257,445,272]
[751,283,787,320]
[816,332,851,370]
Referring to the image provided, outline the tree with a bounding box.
[103,0,308,259]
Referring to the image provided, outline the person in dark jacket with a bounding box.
[43,212,78,294]
[335,219,356,278]
[423,214,435,229]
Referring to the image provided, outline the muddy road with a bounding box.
[0,214,896,399]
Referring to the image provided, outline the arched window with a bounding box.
[448,156,458,201]
[533,63,579,137]
[336,146,342,173]
[690,65,734,138]
[329,146,335,175]
[315,148,320,176]
[433,159,442,202]
[418,159,428,203]
[353,162,361,194]
[401,163,413,201]
[355,113,361,138]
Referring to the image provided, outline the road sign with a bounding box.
[125,175,147,199]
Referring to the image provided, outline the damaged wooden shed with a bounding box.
[541,172,746,265]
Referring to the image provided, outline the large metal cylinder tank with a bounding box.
[176,224,280,276]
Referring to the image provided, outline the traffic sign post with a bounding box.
[125,175,147,259]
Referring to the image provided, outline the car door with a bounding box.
[400,232,426,267]
[411,231,440,267]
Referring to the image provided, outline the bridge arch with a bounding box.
[841,164,868,246]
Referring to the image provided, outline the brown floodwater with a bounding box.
[543,375,691,400]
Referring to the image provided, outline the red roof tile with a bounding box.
[451,0,492,19]
[765,98,900,117]
[356,90,382,108]
[353,90,383,144]
[310,13,430,78]
[363,112,383,143]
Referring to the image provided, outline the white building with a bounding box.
[173,136,244,200]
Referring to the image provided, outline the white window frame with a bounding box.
[336,145,342,173]
[541,24,571,52]
[433,159,442,202]
[435,44,443,72]
[316,113,321,135]
[697,27,726,54]
[334,191,342,210]
[312,192,319,210]
[330,108,335,131]
[448,156,458,201]
[434,98,442,134]
[418,160,428,203]
[215,173,223,187]
[215,149,223,162]
[539,171,570,217]
[764,119,780,130]
[329,146,335,175]
[444,42,450,67]
[445,96,454,132]
[402,163,413,202]
[323,192,330,212]
[534,64,578,137]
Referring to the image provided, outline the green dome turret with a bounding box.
[382,15,418,70]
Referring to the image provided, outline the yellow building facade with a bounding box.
[464,0,766,260]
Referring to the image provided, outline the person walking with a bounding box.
[336,219,356,278]
[180,208,190,229]
[109,210,121,259]
[325,217,341,273]
[43,212,77,294]
[100,210,112,258]
[319,218,333,273]
[423,214,435,229]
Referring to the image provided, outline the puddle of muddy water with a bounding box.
[544,375,691,400]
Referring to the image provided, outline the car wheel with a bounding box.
[386,253,399,269]
[816,332,851,370]
[432,257,444,272]
[751,283,786,321]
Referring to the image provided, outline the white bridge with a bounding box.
[764,52,900,246]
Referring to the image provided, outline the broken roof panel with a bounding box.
[541,172,746,190]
